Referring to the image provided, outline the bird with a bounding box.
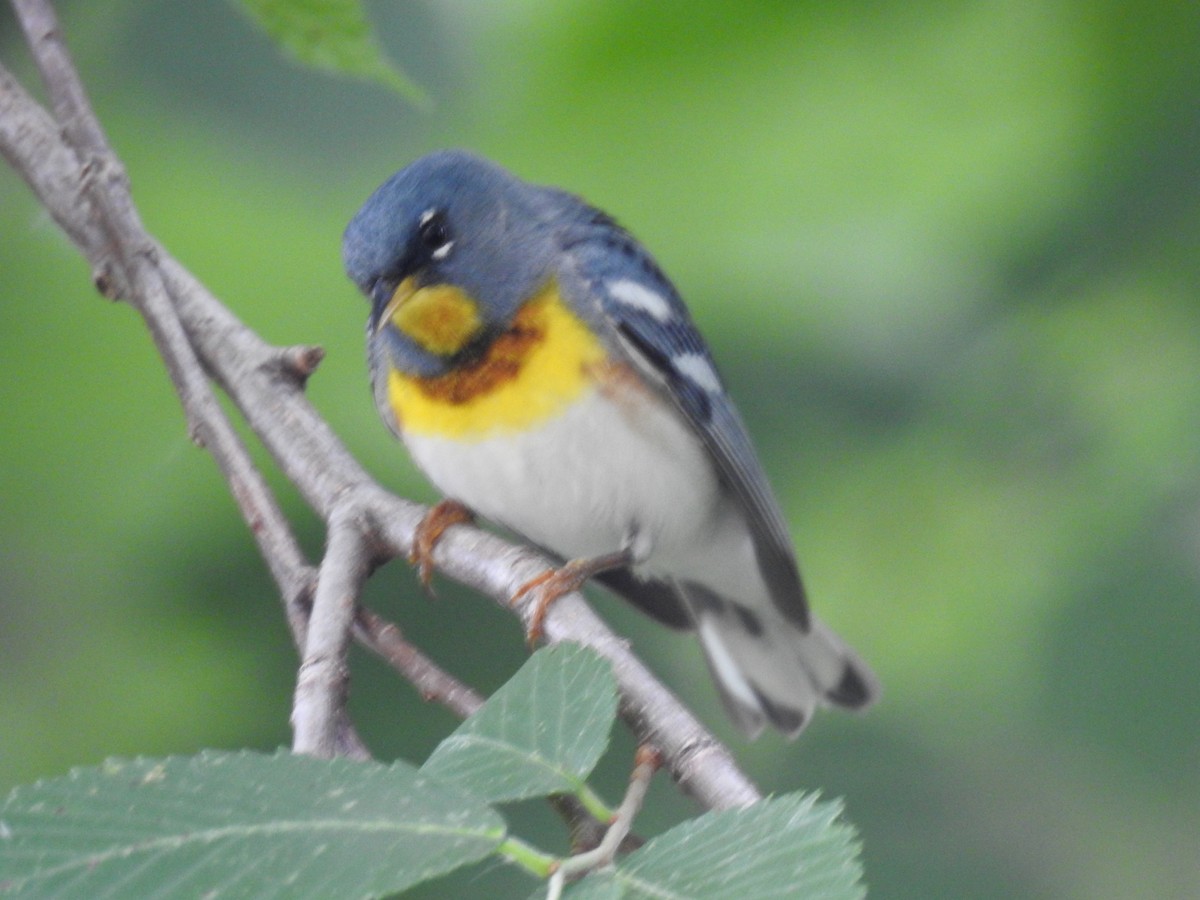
[342,150,878,737]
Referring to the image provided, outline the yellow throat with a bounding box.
[385,279,482,356]
[385,281,607,439]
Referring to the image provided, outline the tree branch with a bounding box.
[0,0,762,812]
[353,607,485,719]
[293,511,370,757]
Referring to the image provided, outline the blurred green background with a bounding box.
[2,1,1198,897]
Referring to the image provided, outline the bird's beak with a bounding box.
[374,276,418,335]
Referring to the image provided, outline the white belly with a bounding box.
[402,385,723,570]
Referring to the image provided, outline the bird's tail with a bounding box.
[684,584,878,738]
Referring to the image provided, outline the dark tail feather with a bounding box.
[683,584,878,738]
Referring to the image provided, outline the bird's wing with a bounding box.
[549,197,810,629]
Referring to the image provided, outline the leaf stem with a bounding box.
[496,836,558,879]
[575,783,615,824]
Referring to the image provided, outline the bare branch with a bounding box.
[353,607,485,719]
[13,0,108,153]
[293,512,371,757]
[0,3,762,812]
[0,64,110,276]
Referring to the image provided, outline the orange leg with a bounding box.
[512,548,634,645]
[409,499,475,592]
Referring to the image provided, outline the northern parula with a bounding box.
[343,150,877,737]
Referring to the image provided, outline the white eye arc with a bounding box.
[417,207,453,260]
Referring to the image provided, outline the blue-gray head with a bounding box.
[344,150,558,377]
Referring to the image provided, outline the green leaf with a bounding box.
[557,793,865,900]
[0,750,504,898]
[422,644,618,805]
[231,0,427,103]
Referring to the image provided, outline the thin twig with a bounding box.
[0,64,109,273]
[353,607,485,719]
[293,512,370,757]
[547,746,663,898]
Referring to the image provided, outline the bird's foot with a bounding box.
[409,499,475,594]
[512,548,632,645]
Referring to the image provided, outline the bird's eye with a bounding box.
[418,209,452,258]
